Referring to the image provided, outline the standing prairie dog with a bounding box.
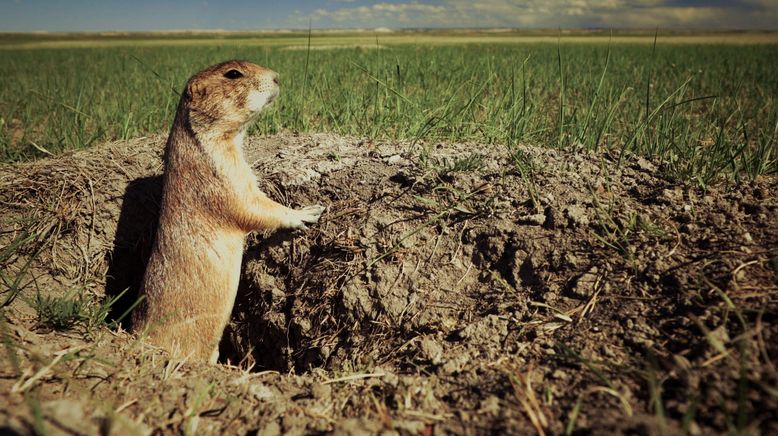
[132,60,324,363]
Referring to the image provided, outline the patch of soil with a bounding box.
[1,133,776,434]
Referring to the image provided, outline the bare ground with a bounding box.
[1,133,776,435]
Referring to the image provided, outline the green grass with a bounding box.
[1,32,776,185]
[31,286,131,333]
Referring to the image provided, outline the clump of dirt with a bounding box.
[1,133,776,434]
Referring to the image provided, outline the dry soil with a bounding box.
[0,133,776,434]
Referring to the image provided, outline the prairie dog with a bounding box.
[131,60,323,363]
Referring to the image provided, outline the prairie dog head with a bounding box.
[183,60,279,138]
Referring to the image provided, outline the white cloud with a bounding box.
[289,0,778,29]
[304,2,447,24]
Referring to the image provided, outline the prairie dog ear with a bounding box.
[187,80,207,100]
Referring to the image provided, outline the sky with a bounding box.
[1,0,776,32]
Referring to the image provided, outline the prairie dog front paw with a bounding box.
[284,204,325,229]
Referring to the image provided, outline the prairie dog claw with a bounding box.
[286,204,325,229]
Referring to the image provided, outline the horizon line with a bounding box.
[3,27,778,35]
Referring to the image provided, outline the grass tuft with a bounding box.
[33,288,128,333]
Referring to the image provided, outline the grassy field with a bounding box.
[1,30,777,185]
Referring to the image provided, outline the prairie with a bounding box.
[2,30,777,183]
[1,31,776,434]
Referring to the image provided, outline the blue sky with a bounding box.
[1,0,776,32]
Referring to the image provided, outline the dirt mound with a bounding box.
[1,133,777,434]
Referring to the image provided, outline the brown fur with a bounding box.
[131,60,324,363]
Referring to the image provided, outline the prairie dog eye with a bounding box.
[224,69,244,79]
